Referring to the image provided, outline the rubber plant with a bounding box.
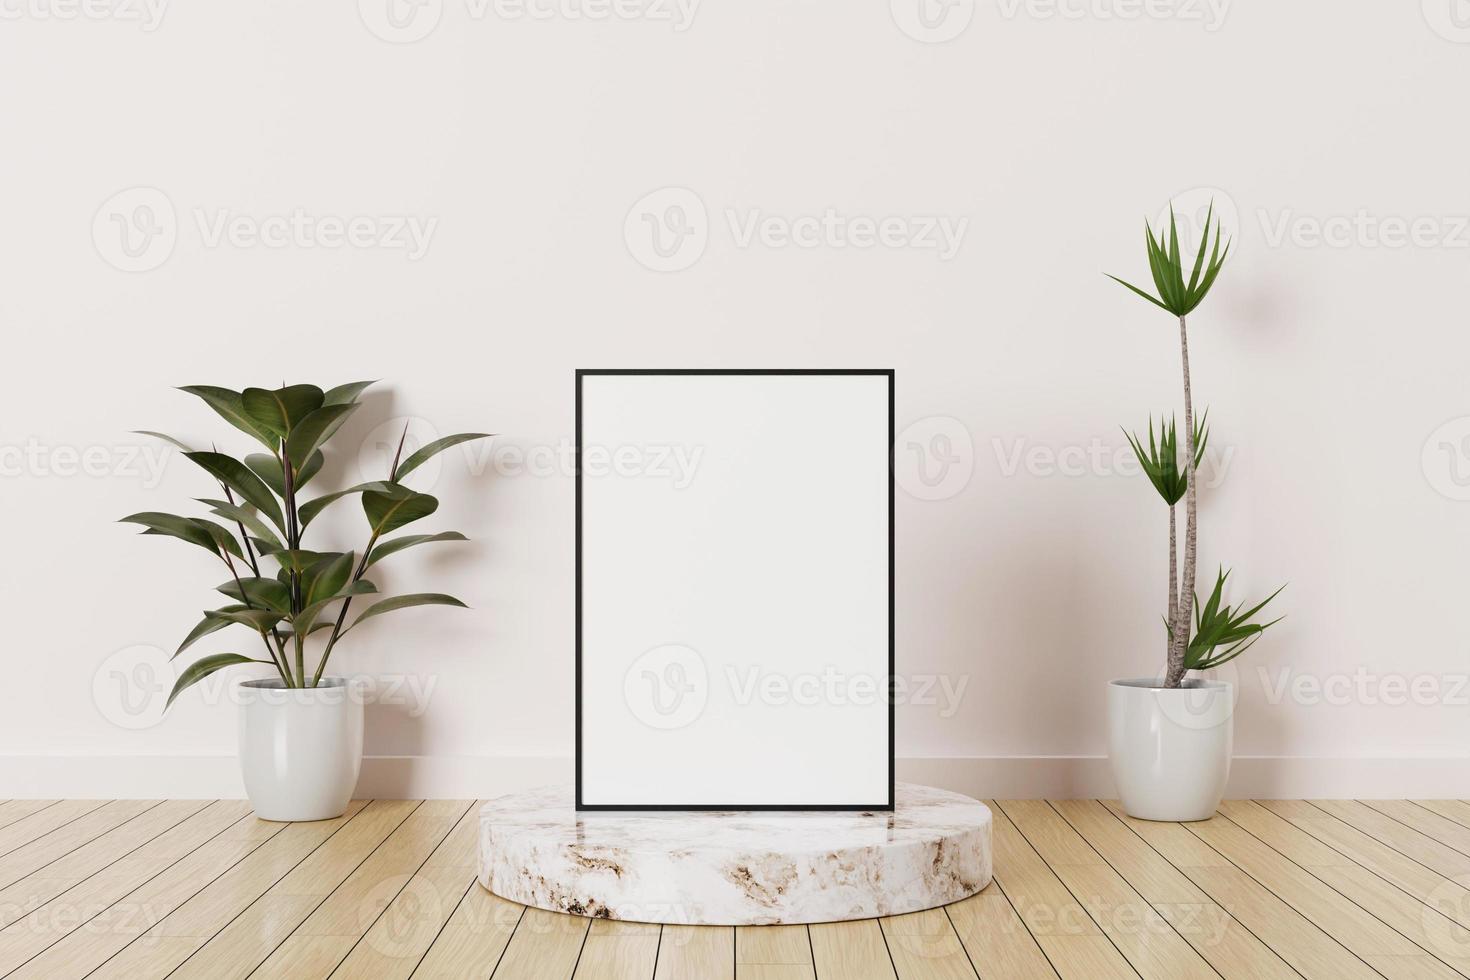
[1110,205,1283,688]
[122,383,488,705]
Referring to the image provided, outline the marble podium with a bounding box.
[477,783,992,925]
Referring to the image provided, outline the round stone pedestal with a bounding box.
[477,783,992,925]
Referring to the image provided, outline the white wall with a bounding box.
[4,1,1468,798]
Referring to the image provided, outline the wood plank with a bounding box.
[332,800,483,979]
[944,889,1057,980]
[82,800,368,979]
[0,799,161,893]
[880,907,977,980]
[1189,806,1458,980]
[0,799,211,928]
[1052,800,1295,980]
[809,919,895,980]
[411,883,522,978]
[249,799,471,979]
[998,800,1212,980]
[1311,799,1470,880]
[169,798,420,980]
[574,919,662,980]
[1262,799,1470,928]
[0,800,108,858]
[655,925,733,980]
[1102,799,1378,979]
[1363,800,1470,858]
[985,801,1135,979]
[1222,800,1470,975]
[0,799,249,974]
[4,803,276,979]
[1414,800,1470,831]
[0,802,59,831]
[493,906,590,980]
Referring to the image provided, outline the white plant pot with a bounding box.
[1107,677,1233,822]
[238,676,363,822]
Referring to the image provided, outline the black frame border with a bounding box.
[575,368,896,812]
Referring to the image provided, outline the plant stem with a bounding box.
[310,422,408,688]
[1167,504,1178,655]
[282,442,304,687]
[1166,313,1198,688]
[221,551,292,685]
[220,482,292,676]
[311,533,378,687]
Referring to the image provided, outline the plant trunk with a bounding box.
[1165,314,1197,688]
[1166,504,1178,661]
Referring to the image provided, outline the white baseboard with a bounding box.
[2,755,1465,800]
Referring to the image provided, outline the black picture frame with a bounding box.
[575,368,895,811]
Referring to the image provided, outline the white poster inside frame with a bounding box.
[577,370,894,810]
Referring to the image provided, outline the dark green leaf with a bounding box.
[184,452,286,533]
[167,653,269,709]
[175,604,246,658]
[241,385,325,439]
[348,593,466,632]
[302,552,355,608]
[323,380,376,405]
[216,576,291,613]
[268,549,328,575]
[292,579,378,634]
[133,430,194,453]
[199,498,283,551]
[246,451,323,497]
[394,433,492,481]
[299,481,395,529]
[203,607,285,632]
[363,485,439,536]
[284,404,356,474]
[178,386,279,448]
[367,531,468,567]
[122,511,218,555]
[190,518,244,560]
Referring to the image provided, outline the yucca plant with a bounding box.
[122,383,488,705]
[1111,204,1282,687]
[1123,412,1207,639]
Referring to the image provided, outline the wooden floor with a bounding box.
[1,800,1470,979]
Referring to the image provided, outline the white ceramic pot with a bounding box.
[238,676,363,822]
[1107,677,1233,822]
